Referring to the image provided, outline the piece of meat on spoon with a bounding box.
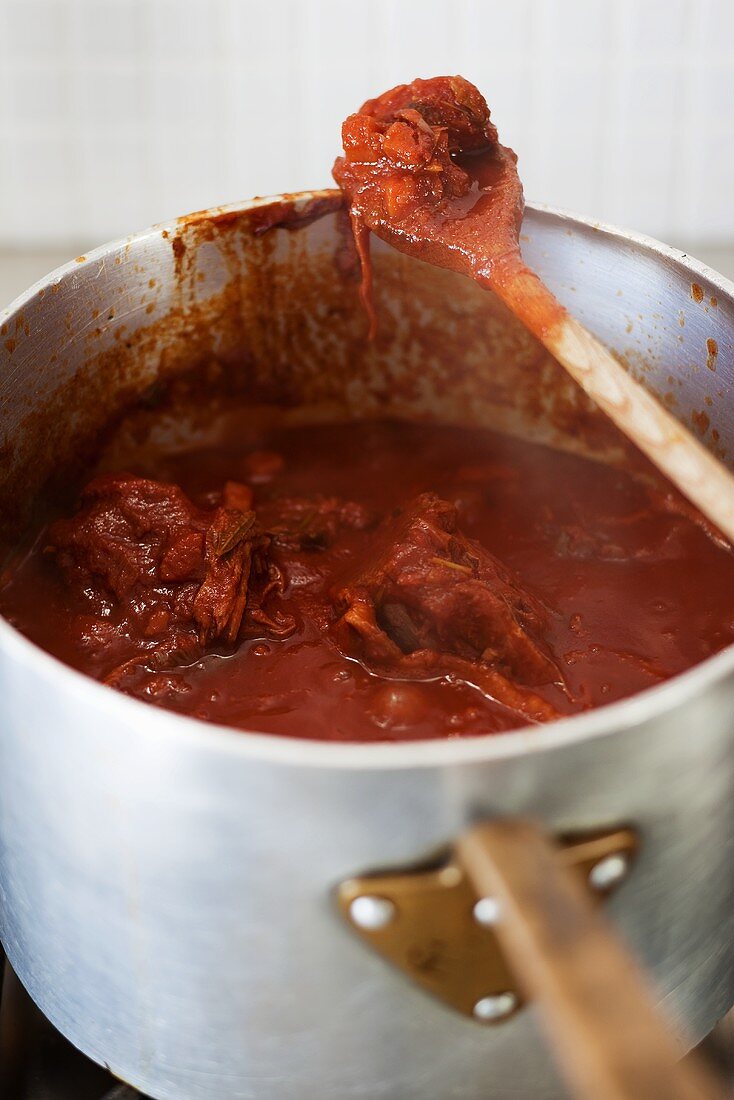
[333,75,546,331]
[333,76,734,544]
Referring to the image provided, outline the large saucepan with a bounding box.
[1,193,734,1100]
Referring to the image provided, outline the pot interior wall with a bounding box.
[0,198,635,541]
[1,194,732,541]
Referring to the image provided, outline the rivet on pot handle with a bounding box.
[337,822,727,1100]
[337,826,636,1023]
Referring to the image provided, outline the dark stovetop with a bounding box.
[4,943,734,1099]
[0,949,145,1100]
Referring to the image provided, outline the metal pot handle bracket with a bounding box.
[337,821,726,1100]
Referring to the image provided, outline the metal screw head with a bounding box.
[349,894,396,931]
[473,991,517,1022]
[473,896,502,927]
[589,852,629,891]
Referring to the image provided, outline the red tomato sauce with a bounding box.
[1,418,733,742]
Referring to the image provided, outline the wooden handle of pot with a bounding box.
[496,270,734,546]
[456,822,727,1100]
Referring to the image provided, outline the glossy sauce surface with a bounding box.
[2,418,733,742]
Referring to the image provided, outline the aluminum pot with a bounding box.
[1,193,734,1100]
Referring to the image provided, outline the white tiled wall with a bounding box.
[0,0,732,249]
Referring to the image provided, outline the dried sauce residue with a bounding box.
[692,409,711,435]
[706,337,718,372]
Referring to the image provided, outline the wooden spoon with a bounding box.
[457,822,728,1100]
[333,76,734,544]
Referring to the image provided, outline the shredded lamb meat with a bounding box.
[47,474,294,685]
[333,493,564,721]
[45,477,564,722]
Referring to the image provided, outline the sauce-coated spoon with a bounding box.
[334,76,734,544]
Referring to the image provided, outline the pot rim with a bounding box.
[2,192,733,771]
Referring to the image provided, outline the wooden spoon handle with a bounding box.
[496,270,734,544]
[456,822,726,1100]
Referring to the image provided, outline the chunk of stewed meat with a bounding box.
[333,493,563,721]
[335,76,498,220]
[47,474,293,683]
